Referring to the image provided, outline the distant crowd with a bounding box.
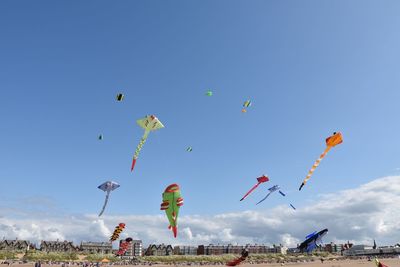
[0,255,399,267]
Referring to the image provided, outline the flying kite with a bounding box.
[375,258,389,267]
[160,184,183,238]
[240,175,269,201]
[131,115,164,172]
[299,132,343,191]
[256,185,286,205]
[116,93,124,101]
[205,90,213,96]
[242,100,251,113]
[116,237,133,256]
[226,249,249,266]
[110,223,126,242]
[98,134,103,140]
[290,204,296,210]
[298,229,328,253]
[98,181,120,217]
[186,147,193,152]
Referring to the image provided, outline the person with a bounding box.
[241,249,249,259]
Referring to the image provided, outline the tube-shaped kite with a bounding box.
[240,175,269,201]
[131,115,164,172]
[290,204,296,210]
[160,184,183,238]
[256,185,286,205]
[116,237,133,256]
[226,249,249,266]
[98,181,120,217]
[375,258,389,267]
[242,100,251,113]
[299,132,343,191]
[110,223,125,242]
[116,93,124,101]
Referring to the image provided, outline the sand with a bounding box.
[2,259,400,267]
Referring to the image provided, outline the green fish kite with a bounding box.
[160,184,183,238]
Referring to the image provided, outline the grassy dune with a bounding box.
[0,251,337,263]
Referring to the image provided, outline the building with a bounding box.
[144,244,173,256]
[174,246,198,255]
[343,245,400,256]
[40,240,77,253]
[244,245,270,254]
[131,240,143,257]
[323,242,353,254]
[0,240,32,251]
[198,245,225,255]
[80,242,112,254]
[226,245,244,254]
[197,244,287,255]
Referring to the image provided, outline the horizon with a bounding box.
[0,1,399,249]
[0,238,393,249]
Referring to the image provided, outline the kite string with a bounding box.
[302,146,332,185]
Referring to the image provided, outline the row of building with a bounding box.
[0,239,141,256]
[342,245,400,256]
[1,239,399,258]
[0,240,286,257]
[143,244,310,256]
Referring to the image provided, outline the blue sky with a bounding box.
[0,1,400,244]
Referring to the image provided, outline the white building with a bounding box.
[132,240,142,257]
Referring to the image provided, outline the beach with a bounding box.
[1,259,400,267]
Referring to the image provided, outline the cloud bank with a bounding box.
[0,176,399,247]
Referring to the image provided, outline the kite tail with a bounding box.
[240,182,261,201]
[98,191,110,217]
[299,146,332,190]
[172,226,177,238]
[227,257,246,266]
[256,192,271,205]
[131,131,149,172]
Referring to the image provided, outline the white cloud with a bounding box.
[0,176,399,248]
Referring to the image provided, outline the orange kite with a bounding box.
[299,132,343,191]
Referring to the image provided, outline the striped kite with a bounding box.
[110,223,125,242]
[242,100,251,113]
[299,132,343,191]
[116,237,133,256]
[375,258,389,267]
